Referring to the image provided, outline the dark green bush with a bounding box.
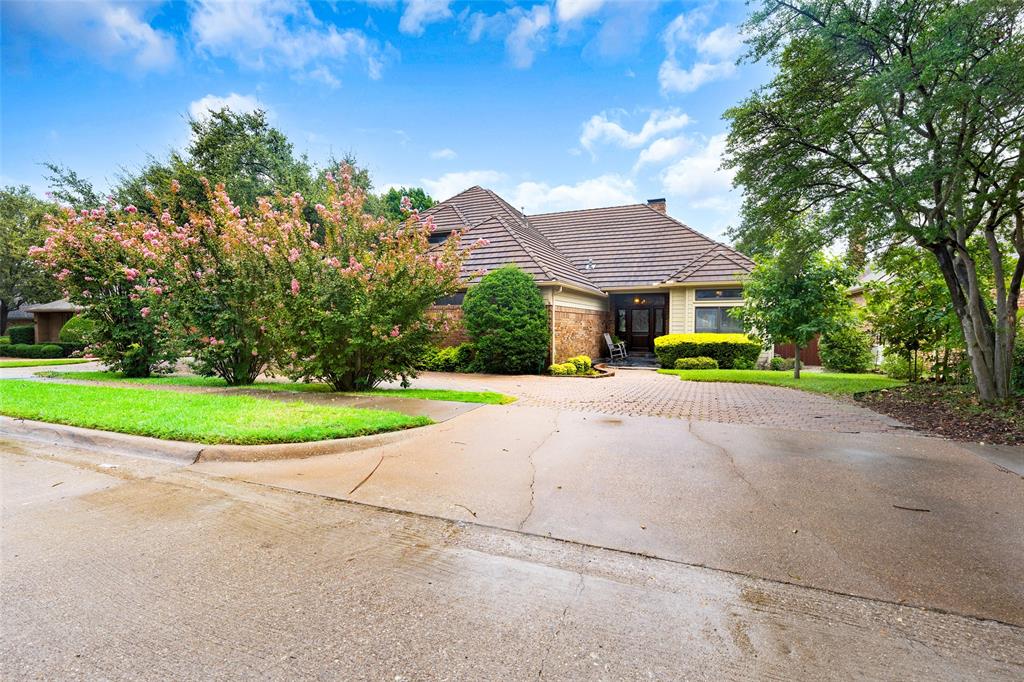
[58,315,96,344]
[3,343,63,359]
[732,357,755,370]
[674,356,719,370]
[8,325,35,345]
[52,341,86,357]
[462,265,550,374]
[770,356,795,371]
[820,326,874,373]
[654,333,760,369]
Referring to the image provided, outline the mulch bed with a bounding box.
[857,383,1024,445]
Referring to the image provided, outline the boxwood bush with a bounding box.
[418,343,475,372]
[3,343,63,359]
[674,356,718,370]
[58,315,96,344]
[654,333,760,369]
[8,325,34,345]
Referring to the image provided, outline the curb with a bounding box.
[0,416,423,464]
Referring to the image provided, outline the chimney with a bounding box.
[647,198,666,214]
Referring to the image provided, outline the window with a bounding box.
[695,288,743,301]
[428,232,451,245]
[695,306,743,333]
[434,292,465,306]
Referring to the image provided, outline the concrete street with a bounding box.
[2,439,1022,680]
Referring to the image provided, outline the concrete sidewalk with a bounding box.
[194,404,1024,626]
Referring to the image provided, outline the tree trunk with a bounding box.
[793,347,802,379]
[0,300,7,336]
[928,241,1019,401]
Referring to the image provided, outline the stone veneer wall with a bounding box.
[550,304,611,363]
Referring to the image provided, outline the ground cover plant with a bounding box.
[35,370,515,404]
[658,368,904,396]
[0,380,430,445]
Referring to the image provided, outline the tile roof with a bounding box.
[422,187,752,292]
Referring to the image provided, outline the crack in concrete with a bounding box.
[687,420,779,510]
[538,571,587,679]
[347,456,385,495]
[518,412,561,532]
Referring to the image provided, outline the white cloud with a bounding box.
[510,174,637,213]
[555,0,605,23]
[660,133,737,208]
[430,148,458,160]
[580,108,692,154]
[190,0,392,84]
[506,5,552,68]
[421,170,507,201]
[633,135,692,170]
[189,93,265,121]
[659,13,744,94]
[465,4,552,68]
[4,1,176,71]
[399,0,453,36]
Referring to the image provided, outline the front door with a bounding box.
[613,294,667,352]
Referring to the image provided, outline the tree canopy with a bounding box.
[725,0,1024,400]
[0,186,60,332]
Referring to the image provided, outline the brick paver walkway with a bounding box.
[395,370,908,434]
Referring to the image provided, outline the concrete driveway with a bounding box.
[196,397,1024,626]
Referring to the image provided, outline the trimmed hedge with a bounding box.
[418,343,475,372]
[58,315,95,344]
[549,355,594,376]
[674,356,718,370]
[3,343,63,359]
[8,325,35,345]
[654,333,760,369]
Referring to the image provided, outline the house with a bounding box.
[423,186,754,362]
[22,299,83,343]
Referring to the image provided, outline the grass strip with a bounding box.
[0,379,431,445]
[657,368,905,396]
[35,370,516,404]
[0,358,91,369]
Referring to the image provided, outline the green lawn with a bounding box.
[0,358,91,369]
[34,370,516,404]
[0,380,431,445]
[657,369,905,396]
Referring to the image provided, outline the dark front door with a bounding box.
[613,294,667,352]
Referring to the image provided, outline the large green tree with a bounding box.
[725,0,1024,401]
[0,186,60,333]
[739,226,856,378]
[370,186,436,221]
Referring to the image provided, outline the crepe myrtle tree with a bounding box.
[274,167,483,391]
[30,202,177,377]
[738,236,856,379]
[725,0,1024,401]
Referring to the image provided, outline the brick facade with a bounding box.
[550,305,610,363]
[427,305,469,347]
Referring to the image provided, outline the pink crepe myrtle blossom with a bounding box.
[140,307,151,318]
[390,325,401,338]
[171,179,181,193]
[125,205,138,214]
[291,278,301,296]
[124,267,140,281]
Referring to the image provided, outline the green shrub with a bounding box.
[567,355,592,374]
[463,265,550,374]
[51,341,86,357]
[3,343,63,359]
[732,357,755,370]
[58,315,96,344]
[419,343,475,372]
[820,326,874,373]
[770,356,795,371]
[654,333,760,369]
[674,356,719,370]
[881,353,912,379]
[8,325,34,345]
[0,335,9,344]
[548,362,575,376]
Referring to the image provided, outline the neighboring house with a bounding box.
[423,186,754,362]
[23,299,82,343]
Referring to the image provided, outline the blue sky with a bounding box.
[1,0,771,240]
